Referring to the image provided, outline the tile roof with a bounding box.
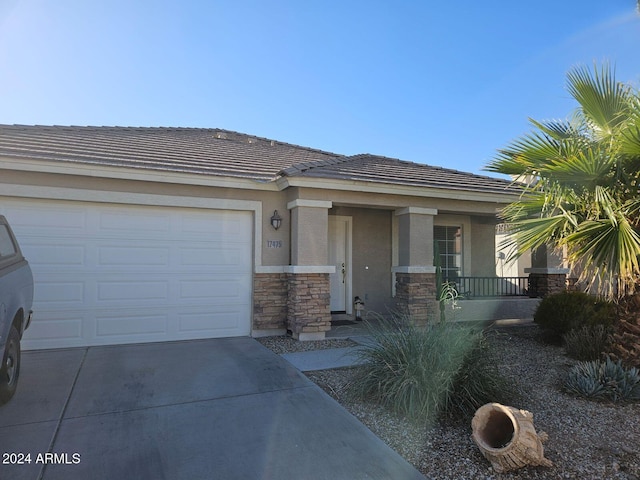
[280,154,520,195]
[0,125,519,195]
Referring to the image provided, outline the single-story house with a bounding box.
[0,125,527,349]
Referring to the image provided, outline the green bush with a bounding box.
[563,324,612,361]
[564,357,640,402]
[349,317,512,422]
[534,291,615,339]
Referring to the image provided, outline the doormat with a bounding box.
[331,320,357,326]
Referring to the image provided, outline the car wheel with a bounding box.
[0,326,21,405]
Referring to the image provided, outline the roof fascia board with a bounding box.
[0,156,279,191]
[277,176,519,204]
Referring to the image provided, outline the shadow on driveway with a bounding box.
[0,337,424,479]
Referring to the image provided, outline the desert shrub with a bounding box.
[563,324,612,361]
[564,357,640,402]
[534,291,615,340]
[349,317,512,422]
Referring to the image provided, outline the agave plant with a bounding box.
[564,356,640,402]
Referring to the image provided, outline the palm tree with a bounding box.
[485,63,640,299]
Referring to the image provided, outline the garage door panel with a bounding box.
[98,210,170,234]
[96,313,169,337]
[1,197,253,349]
[26,313,84,343]
[179,278,247,300]
[179,246,251,268]
[22,243,86,267]
[35,281,85,305]
[97,281,170,302]
[181,212,247,235]
[178,311,242,333]
[3,205,88,232]
[98,246,171,266]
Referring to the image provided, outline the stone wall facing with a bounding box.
[528,273,567,298]
[253,273,288,331]
[287,273,331,340]
[395,272,438,325]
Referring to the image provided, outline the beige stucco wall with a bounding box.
[260,195,290,266]
[396,209,435,267]
[469,216,498,276]
[289,203,329,266]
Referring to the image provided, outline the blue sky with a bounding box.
[1,1,638,176]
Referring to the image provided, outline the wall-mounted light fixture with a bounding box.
[270,210,282,230]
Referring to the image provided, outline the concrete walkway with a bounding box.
[280,335,375,372]
[281,346,365,371]
[282,319,535,372]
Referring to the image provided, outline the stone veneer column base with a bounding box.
[527,273,567,298]
[287,273,331,341]
[395,272,438,325]
[253,273,288,332]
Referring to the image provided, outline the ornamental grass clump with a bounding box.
[563,324,612,361]
[349,316,511,423]
[447,333,513,418]
[564,357,640,402]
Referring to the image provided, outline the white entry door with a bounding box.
[328,216,352,313]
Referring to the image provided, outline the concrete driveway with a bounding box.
[0,337,424,480]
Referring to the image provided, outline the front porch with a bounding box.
[253,199,561,340]
[325,297,539,338]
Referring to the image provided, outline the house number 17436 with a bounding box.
[267,240,282,248]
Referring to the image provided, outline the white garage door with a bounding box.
[0,198,253,350]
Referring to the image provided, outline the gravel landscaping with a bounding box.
[258,325,640,479]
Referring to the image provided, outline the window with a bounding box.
[0,225,17,258]
[434,225,462,279]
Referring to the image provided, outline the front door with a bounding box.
[328,216,352,313]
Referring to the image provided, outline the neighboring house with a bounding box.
[0,125,523,349]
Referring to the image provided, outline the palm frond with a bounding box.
[486,130,562,175]
[504,215,573,261]
[566,216,640,296]
[566,63,632,137]
[593,185,618,224]
[620,122,640,157]
[542,147,615,187]
[529,118,576,140]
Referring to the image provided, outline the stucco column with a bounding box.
[393,207,438,325]
[525,244,569,297]
[286,200,334,340]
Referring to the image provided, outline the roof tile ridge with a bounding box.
[278,154,351,177]
[210,128,343,157]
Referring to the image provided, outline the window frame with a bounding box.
[434,224,463,280]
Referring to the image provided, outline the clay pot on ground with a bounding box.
[471,402,553,473]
